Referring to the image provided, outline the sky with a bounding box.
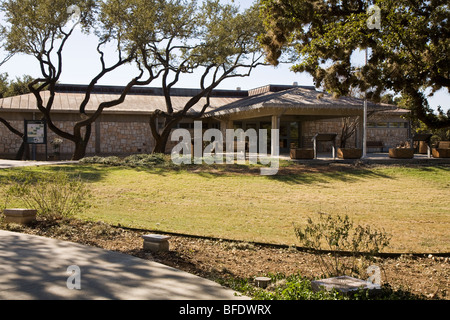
[0,0,448,111]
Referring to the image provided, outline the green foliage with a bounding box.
[79,153,170,168]
[222,272,423,300]
[122,154,167,167]
[6,170,91,221]
[220,273,345,300]
[0,0,96,55]
[260,0,450,129]
[294,213,391,277]
[0,73,34,98]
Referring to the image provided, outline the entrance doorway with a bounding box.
[280,122,300,153]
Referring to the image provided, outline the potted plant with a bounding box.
[50,138,63,160]
[389,142,414,159]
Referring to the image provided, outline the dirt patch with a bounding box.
[2,219,449,300]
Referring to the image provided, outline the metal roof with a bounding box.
[0,84,407,116]
[204,87,403,117]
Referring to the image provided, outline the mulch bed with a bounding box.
[2,218,449,300]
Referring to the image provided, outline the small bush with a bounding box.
[6,171,91,222]
[79,156,122,166]
[221,273,345,300]
[122,154,166,167]
[79,154,170,168]
[294,212,391,278]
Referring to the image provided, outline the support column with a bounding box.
[357,115,364,149]
[271,114,280,157]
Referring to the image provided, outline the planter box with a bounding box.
[290,148,314,160]
[2,209,37,225]
[432,148,450,158]
[389,148,414,159]
[432,141,450,158]
[337,148,362,159]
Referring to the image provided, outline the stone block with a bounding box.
[311,276,380,295]
[142,234,171,252]
[254,277,271,288]
[2,209,37,225]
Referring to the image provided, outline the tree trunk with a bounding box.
[0,117,30,160]
[15,142,30,160]
[152,130,171,154]
[150,116,181,154]
[72,141,87,160]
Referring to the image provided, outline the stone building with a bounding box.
[0,83,410,159]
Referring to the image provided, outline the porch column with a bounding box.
[271,114,280,157]
[220,119,233,140]
[357,115,364,149]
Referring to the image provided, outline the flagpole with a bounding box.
[362,47,368,159]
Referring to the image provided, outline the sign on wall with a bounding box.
[24,120,47,145]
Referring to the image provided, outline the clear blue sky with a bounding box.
[0,0,448,111]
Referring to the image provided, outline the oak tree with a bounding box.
[260,0,450,129]
[103,0,266,153]
[0,0,152,160]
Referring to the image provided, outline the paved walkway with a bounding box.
[0,230,247,300]
[0,159,79,169]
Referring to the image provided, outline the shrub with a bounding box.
[6,170,91,222]
[79,154,170,168]
[294,212,391,278]
[122,154,166,167]
[221,273,345,300]
[79,156,122,166]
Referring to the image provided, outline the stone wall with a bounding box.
[0,120,24,155]
[100,121,153,154]
[301,117,409,152]
[0,111,410,159]
[0,112,153,159]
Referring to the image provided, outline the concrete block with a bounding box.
[2,209,37,225]
[311,276,380,295]
[254,277,271,288]
[142,234,171,252]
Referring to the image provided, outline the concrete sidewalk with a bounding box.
[0,159,78,169]
[0,230,247,300]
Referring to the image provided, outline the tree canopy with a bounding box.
[101,0,266,152]
[0,0,266,156]
[260,0,450,129]
[0,0,147,160]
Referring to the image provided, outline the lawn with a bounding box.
[1,163,449,253]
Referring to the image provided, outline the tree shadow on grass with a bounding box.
[266,165,395,185]
[0,161,397,187]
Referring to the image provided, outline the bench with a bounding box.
[366,141,383,152]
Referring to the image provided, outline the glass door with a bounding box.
[280,122,300,153]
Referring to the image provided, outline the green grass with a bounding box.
[1,163,449,253]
